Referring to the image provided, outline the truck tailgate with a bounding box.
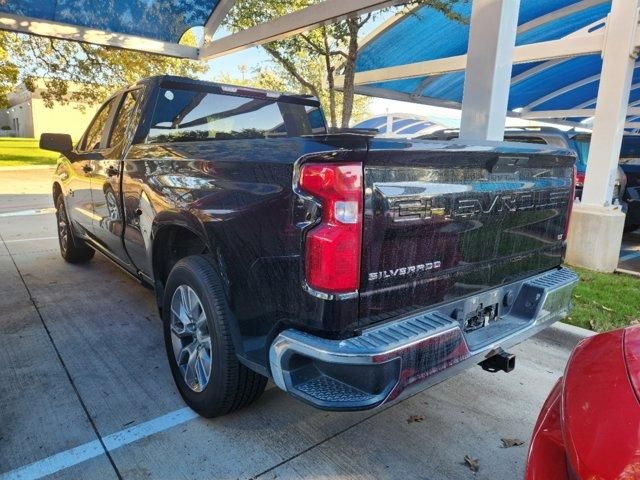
[359,139,575,327]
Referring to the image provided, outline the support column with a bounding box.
[459,0,520,141]
[566,0,639,272]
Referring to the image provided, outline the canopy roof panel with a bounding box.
[352,0,627,126]
[353,113,442,137]
[1,0,219,43]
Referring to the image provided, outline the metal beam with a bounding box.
[199,0,403,60]
[202,0,237,44]
[581,0,639,207]
[573,81,640,109]
[523,74,599,111]
[517,0,608,34]
[0,12,198,59]
[459,0,521,141]
[524,64,640,111]
[336,30,610,88]
[353,86,590,131]
[511,58,567,85]
[521,107,640,119]
[354,85,466,110]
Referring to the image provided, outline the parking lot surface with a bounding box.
[0,167,593,480]
[620,228,640,273]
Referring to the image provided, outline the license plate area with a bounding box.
[458,302,500,333]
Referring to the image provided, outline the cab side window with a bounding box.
[81,99,116,151]
[109,90,141,148]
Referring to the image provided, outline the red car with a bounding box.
[526,325,640,480]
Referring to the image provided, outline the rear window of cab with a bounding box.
[148,86,326,143]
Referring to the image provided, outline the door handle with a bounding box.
[107,166,120,177]
[82,164,93,173]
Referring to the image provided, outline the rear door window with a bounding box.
[108,89,142,148]
[81,98,116,151]
[148,86,325,143]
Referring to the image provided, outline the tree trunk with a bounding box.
[322,28,337,128]
[340,18,359,129]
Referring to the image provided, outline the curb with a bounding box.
[534,321,595,349]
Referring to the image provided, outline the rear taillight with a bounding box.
[299,162,363,294]
[564,165,577,240]
[575,171,585,187]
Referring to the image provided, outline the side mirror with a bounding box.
[40,133,73,154]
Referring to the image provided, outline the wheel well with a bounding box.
[152,226,209,294]
[52,182,62,203]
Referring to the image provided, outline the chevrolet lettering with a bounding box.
[389,187,571,222]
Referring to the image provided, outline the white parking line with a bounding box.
[0,408,198,480]
[0,208,56,218]
[2,236,58,244]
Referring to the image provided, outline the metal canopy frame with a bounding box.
[0,0,403,60]
[332,1,640,132]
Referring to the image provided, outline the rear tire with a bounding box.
[162,255,267,418]
[55,194,94,263]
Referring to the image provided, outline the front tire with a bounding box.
[55,194,94,263]
[162,255,267,418]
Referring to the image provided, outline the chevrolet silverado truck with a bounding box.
[41,76,578,418]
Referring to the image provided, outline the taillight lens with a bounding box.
[299,162,363,294]
[575,171,585,187]
[564,165,577,241]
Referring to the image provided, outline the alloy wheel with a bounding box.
[56,201,69,254]
[170,285,213,392]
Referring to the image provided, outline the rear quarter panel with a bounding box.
[122,136,367,365]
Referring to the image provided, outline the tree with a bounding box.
[0,30,206,109]
[223,0,465,128]
[0,34,19,108]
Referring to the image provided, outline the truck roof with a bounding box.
[135,75,320,105]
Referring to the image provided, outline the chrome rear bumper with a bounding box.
[269,267,578,411]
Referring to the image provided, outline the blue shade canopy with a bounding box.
[353,114,442,137]
[353,0,631,125]
[0,0,219,43]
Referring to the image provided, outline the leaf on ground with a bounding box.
[463,455,480,472]
[591,300,613,312]
[501,438,525,448]
[407,414,424,424]
[589,319,597,331]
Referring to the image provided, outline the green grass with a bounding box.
[0,138,59,167]
[565,267,640,332]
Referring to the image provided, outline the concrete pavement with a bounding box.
[0,167,595,480]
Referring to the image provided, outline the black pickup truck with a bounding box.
[41,76,578,417]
